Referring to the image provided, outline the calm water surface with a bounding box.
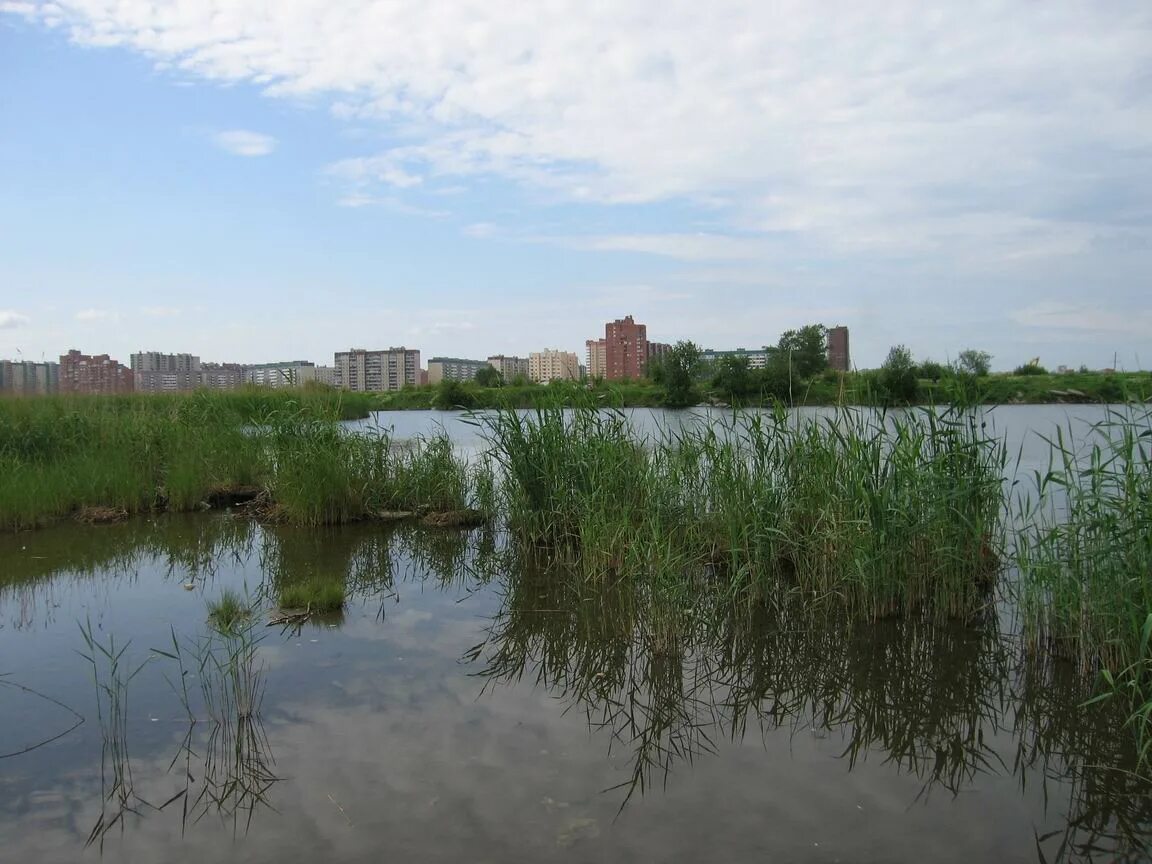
[1,406,1149,862]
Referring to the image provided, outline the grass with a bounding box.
[0,389,483,531]
[207,589,251,633]
[277,578,346,612]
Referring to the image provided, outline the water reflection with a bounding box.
[81,620,279,848]
[471,545,1152,858]
[2,517,1150,862]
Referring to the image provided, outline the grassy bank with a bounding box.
[369,369,1152,411]
[0,389,482,531]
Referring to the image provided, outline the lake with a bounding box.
[1,405,1149,862]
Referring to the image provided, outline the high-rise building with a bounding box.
[528,349,580,383]
[245,361,334,388]
[585,339,607,379]
[131,351,202,392]
[427,357,490,384]
[0,360,59,395]
[334,348,421,391]
[604,315,649,380]
[646,342,671,370]
[199,363,246,390]
[827,326,851,372]
[59,350,134,394]
[487,355,530,382]
[699,347,771,369]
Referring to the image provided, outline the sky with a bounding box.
[1,1,1150,371]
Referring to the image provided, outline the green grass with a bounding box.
[207,589,250,633]
[277,578,346,611]
[1015,406,1152,775]
[0,389,481,531]
[480,398,1008,622]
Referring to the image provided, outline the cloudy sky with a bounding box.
[1,1,1150,370]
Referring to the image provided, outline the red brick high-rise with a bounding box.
[827,326,850,372]
[604,315,649,380]
[59,350,134,394]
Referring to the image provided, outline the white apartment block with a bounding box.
[246,361,335,389]
[585,339,607,379]
[335,348,421,391]
[528,349,580,383]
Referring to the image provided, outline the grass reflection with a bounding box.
[469,544,1152,858]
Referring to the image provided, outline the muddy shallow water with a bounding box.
[1,405,1150,862]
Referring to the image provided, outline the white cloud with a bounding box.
[335,193,448,218]
[559,233,769,262]
[0,309,30,329]
[75,308,117,322]
[211,129,277,157]
[140,305,182,318]
[5,1,1149,260]
[1010,302,1152,336]
[462,222,497,239]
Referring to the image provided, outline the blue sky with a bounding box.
[1,1,1150,371]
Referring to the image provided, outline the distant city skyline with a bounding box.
[2,4,1150,371]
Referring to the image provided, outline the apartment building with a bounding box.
[827,326,851,372]
[0,360,59,395]
[646,342,671,369]
[604,315,649,380]
[486,355,531,382]
[585,339,607,379]
[59,350,134,394]
[427,357,489,384]
[131,351,202,392]
[528,349,580,383]
[199,363,246,390]
[699,347,770,369]
[334,347,421,391]
[246,361,334,388]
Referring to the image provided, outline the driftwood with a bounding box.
[421,509,486,529]
[267,607,313,627]
[74,506,128,525]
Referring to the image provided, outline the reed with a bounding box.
[207,589,251,633]
[480,401,1008,621]
[1015,408,1152,665]
[277,577,346,612]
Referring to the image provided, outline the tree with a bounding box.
[879,344,919,404]
[916,359,947,382]
[711,355,754,403]
[474,366,503,387]
[432,379,475,410]
[773,324,828,380]
[657,341,702,408]
[956,349,992,377]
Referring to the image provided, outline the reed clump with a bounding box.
[207,589,251,633]
[482,400,1008,621]
[277,578,346,612]
[1016,407,1152,773]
